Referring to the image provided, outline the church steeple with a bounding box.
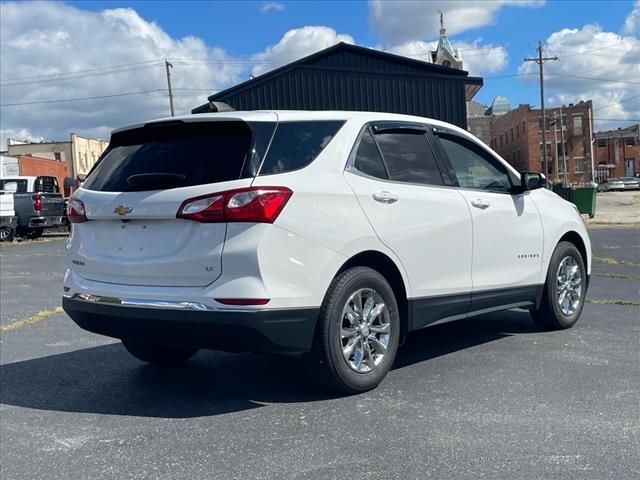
[431,11,463,70]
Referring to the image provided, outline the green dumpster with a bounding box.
[570,187,597,218]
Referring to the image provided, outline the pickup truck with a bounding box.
[0,176,66,238]
[0,190,18,241]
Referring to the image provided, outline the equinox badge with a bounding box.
[113,205,133,216]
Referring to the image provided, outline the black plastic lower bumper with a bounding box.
[63,297,319,354]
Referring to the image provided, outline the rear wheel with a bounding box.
[306,267,400,394]
[0,227,14,242]
[122,340,198,365]
[530,241,587,330]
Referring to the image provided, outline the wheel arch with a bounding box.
[336,250,410,343]
[557,230,590,287]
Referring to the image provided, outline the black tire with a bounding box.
[122,340,198,365]
[306,266,400,394]
[530,241,587,330]
[0,227,15,242]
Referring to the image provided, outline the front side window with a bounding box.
[353,129,387,179]
[437,134,513,193]
[259,121,344,175]
[374,130,443,185]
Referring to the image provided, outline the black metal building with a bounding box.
[192,43,483,129]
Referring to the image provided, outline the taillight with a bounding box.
[215,298,270,306]
[67,196,88,223]
[177,187,292,223]
[32,194,42,213]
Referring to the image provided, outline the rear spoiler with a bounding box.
[191,101,235,114]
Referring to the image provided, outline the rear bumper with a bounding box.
[62,295,319,355]
[28,215,65,228]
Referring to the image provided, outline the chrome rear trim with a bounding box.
[63,293,257,313]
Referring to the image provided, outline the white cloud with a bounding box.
[517,24,640,130]
[261,2,285,13]
[250,26,354,76]
[388,39,509,75]
[0,2,244,144]
[369,0,544,44]
[623,0,640,34]
[0,128,45,151]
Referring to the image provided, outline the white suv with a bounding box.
[63,111,591,393]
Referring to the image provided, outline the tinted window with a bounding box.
[83,121,273,192]
[0,179,28,193]
[259,121,344,175]
[34,176,59,193]
[437,134,512,192]
[374,131,443,185]
[353,129,387,179]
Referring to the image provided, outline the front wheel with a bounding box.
[122,340,198,365]
[306,266,400,394]
[530,241,587,330]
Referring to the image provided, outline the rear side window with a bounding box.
[259,121,344,175]
[83,121,274,192]
[353,129,388,179]
[0,179,27,193]
[374,131,443,185]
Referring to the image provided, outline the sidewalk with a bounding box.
[584,191,640,226]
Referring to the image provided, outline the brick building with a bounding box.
[593,124,639,181]
[489,100,594,185]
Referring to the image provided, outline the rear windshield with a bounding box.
[83,119,343,192]
[83,121,275,192]
[34,176,59,193]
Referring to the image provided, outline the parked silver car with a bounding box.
[619,177,640,190]
[597,178,625,192]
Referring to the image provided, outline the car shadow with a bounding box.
[0,310,541,418]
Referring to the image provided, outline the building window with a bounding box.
[500,134,503,147]
[597,138,606,147]
[516,125,519,139]
[54,152,61,161]
[522,121,526,135]
[558,160,566,174]
[573,115,583,136]
[539,142,552,157]
[556,142,569,157]
[575,157,587,173]
[626,137,635,146]
[510,128,514,142]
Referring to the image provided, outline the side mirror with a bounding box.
[520,171,547,191]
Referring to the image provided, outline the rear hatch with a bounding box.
[72,116,277,287]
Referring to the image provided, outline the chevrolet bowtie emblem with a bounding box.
[113,205,133,216]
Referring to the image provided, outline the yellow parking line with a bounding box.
[0,307,64,332]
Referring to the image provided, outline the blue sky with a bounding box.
[66,0,636,108]
[1,1,639,144]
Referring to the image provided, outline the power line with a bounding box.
[0,63,165,87]
[593,94,640,112]
[0,89,165,107]
[0,59,163,83]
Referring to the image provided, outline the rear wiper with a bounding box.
[126,173,187,190]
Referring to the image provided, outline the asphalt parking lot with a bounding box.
[1,229,638,480]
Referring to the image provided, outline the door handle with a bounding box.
[471,198,491,209]
[372,191,399,204]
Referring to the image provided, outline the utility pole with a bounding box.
[552,111,559,183]
[524,41,558,178]
[165,59,175,117]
